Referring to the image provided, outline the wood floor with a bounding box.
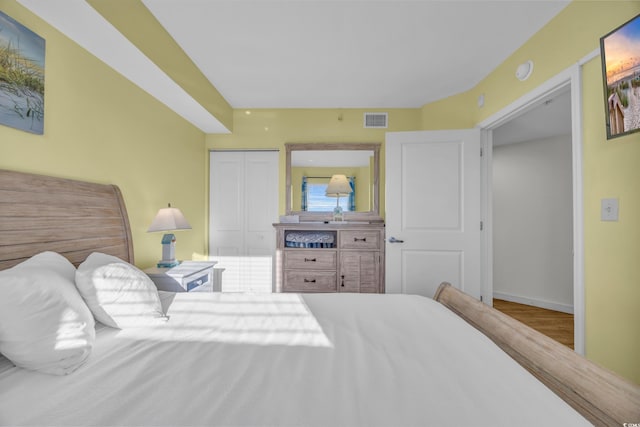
[493,299,574,349]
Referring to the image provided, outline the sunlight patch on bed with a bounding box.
[117,293,332,348]
[54,308,91,351]
[208,255,273,293]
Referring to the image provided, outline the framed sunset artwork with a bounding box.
[601,13,640,140]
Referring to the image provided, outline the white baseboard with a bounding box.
[493,292,574,314]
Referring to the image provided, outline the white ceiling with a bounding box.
[493,88,572,146]
[143,0,570,108]
[16,0,571,131]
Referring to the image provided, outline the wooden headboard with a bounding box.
[0,169,134,270]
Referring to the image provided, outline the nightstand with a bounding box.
[145,261,221,292]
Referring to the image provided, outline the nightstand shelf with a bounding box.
[145,261,223,292]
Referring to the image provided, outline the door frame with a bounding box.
[477,49,599,356]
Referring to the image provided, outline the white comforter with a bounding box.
[0,292,589,426]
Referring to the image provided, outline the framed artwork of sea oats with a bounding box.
[0,11,45,135]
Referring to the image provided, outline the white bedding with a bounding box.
[0,292,589,426]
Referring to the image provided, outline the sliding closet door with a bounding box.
[209,151,279,292]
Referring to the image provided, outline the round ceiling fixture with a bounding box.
[516,60,534,81]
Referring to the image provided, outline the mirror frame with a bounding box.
[286,142,382,222]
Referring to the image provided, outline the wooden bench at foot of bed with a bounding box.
[434,282,640,427]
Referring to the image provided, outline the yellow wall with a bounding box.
[420,1,640,383]
[420,89,478,130]
[206,108,422,217]
[582,56,640,385]
[0,0,207,268]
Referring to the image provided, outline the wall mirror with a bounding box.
[285,142,382,222]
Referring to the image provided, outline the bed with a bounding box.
[0,169,638,427]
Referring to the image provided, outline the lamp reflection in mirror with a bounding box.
[147,203,191,268]
[325,174,353,222]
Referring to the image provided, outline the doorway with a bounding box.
[492,88,574,348]
[478,61,587,354]
[492,89,573,311]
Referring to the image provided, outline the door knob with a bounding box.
[388,237,404,243]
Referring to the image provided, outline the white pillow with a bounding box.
[75,253,168,328]
[0,252,95,375]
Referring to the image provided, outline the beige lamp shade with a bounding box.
[147,204,192,232]
[325,174,352,197]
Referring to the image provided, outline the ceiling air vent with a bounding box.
[364,112,388,129]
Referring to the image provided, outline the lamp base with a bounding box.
[332,205,344,222]
[158,233,178,268]
[157,260,180,268]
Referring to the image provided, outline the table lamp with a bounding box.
[325,174,352,222]
[147,203,191,268]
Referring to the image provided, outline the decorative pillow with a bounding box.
[0,252,95,375]
[75,252,168,328]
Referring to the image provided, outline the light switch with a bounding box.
[601,198,619,222]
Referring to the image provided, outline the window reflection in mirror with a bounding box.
[291,150,373,212]
[303,179,352,212]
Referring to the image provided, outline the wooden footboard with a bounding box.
[434,282,640,427]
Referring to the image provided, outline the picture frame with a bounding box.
[0,11,45,135]
[600,13,640,140]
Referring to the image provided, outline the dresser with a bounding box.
[273,222,385,293]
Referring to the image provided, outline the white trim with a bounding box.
[478,68,572,130]
[578,48,600,66]
[480,129,493,307]
[569,64,586,356]
[493,292,574,315]
[477,61,586,355]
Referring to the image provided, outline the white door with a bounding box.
[209,151,279,292]
[385,129,481,299]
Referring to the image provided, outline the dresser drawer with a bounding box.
[284,251,337,270]
[283,271,337,292]
[339,230,381,249]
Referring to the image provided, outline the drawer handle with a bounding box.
[186,274,209,291]
[354,237,367,242]
[304,258,317,262]
[341,274,345,287]
[303,278,316,283]
[388,236,404,243]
